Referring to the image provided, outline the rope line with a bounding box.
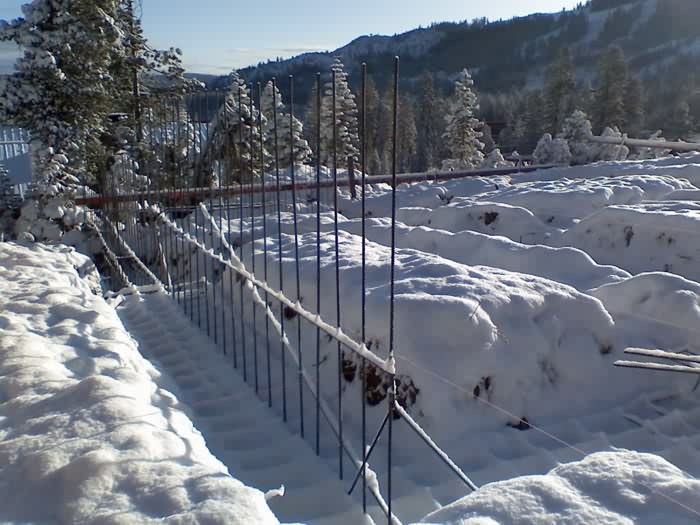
[394,352,700,520]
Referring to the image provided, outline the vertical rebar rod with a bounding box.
[360,61,368,513]
[225,90,239,366]
[249,82,259,395]
[146,100,157,294]
[161,99,173,294]
[289,75,304,438]
[170,98,179,295]
[238,84,247,377]
[387,55,400,525]
[258,82,273,407]
[200,98,211,339]
[218,96,227,355]
[332,67,343,480]
[314,72,322,456]
[272,77,287,422]
[195,96,204,329]
[175,100,185,303]
[210,181,218,344]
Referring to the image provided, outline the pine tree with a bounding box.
[560,110,596,165]
[320,57,359,170]
[442,69,485,171]
[415,72,444,171]
[544,48,577,135]
[523,90,547,153]
[499,104,527,154]
[200,72,265,185]
[396,95,418,173]
[0,0,125,188]
[625,76,644,135]
[114,1,196,145]
[303,81,320,154]
[361,76,391,175]
[593,46,628,133]
[261,80,311,169]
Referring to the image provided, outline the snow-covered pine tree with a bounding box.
[199,72,265,185]
[114,1,198,109]
[442,69,485,171]
[544,48,577,135]
[320,57,359,170]
[0,0,125,188]
[261,80,311,170]
[560,110,596,165]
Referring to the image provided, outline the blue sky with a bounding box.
[0,0,581,74]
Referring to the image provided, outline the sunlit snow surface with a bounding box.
[6,153,700,524]
[0,242,277,524]
[419,450,700,525]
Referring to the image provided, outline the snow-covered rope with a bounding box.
[101,213,164,290]
[90,223,134,291]
[392,401,479,491]
[157,202,400,523]
[393,350,700,520]
[155,202,394,375]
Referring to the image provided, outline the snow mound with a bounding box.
[557,202,700,281]
[243,231,659,441]
[511,154,700,187]
[592,272,700,336]
[397,202,555,245]
[339,217,630,291]
[465,175,690,227]
[0,242,278,525]
[418,450,700,525]
[337,176,510,219]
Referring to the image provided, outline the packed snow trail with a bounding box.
[0,242,277,524]
[116,290,374,525]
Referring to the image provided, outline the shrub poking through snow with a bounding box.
[533,133,572,165]
[560,110,597,165]
[480,148,514,169]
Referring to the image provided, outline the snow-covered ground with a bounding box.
[126,152,700,523]
[420,450,700,524]
[0,242,277,524]
[7,153,700,524]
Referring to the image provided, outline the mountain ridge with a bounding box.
[195,0,700,103]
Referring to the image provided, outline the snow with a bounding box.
[418,450,700,525]
[558,202,700,281]
[339,218,630,291]
[9,151,700,523]
[0,241,278,524]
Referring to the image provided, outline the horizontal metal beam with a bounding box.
[75,164,558,208]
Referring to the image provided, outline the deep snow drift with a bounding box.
[419,450,700,525]
[0,242,277,524]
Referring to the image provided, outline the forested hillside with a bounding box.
[195,0,700,167]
